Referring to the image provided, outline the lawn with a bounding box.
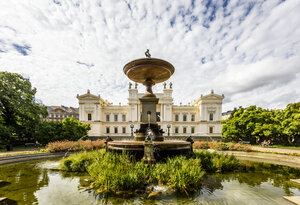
[0,145,39,152]
[252,144,300,150]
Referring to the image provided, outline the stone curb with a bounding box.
[0,152,69,166]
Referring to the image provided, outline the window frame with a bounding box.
[191,127,195,133]
[175,127,179,133]
[88,113,92,121]
[191,114,195,121]
[209,113,214,121]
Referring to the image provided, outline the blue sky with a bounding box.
[0,0,299,111]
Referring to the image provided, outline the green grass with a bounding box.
[0,145,40,152]
[59,150,240,195]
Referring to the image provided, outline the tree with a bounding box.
[222,103,300,145]
[34,118,90,145]
[0,71,47,147]
[61,117,90,141]
[282,102,300,145]
[34,120,62,145]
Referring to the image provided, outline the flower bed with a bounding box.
[193,141,251,152]
[46,140,104,152]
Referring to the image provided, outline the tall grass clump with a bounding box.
[59,150,102,172]
[87,151,148,193]
[154,156,204,194]
[59,150,240,195]
[193,150,239,172]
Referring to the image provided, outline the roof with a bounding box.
[192,90,224,105]
[46,106,79,114]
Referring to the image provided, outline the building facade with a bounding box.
[77,83,224,140]
[45,106,79,122]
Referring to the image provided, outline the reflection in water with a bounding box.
[0,159,300,204]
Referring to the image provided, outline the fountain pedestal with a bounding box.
[134,96,164,142]
[142,141,156,164]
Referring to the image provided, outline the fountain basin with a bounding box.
[107,140,192,159]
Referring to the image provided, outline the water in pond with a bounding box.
[0,159,300,204]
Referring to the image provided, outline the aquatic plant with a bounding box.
[59,150,240,195]
[154,155,204,194]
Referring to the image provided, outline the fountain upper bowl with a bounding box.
[123,58,175,84]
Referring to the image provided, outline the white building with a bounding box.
[77,83,224,141]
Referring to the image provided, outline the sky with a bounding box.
[0,0,299,112]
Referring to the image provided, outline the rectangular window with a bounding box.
[209,127,213,133]
[175,127,179,133]
[191,114,195,121]
[106,127,110,133]
[106,114,110,122]
[114,127,118,133]
[209,113,213,121]
[114,114,118,122]
[122,114,126,122]
[191,127,195,133]
[183,114,187,121]
[175,114,179,121]
[88,113,92,121]
[122,127,126,133]
[183,127,187,133]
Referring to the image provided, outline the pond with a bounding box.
[0,159,300,204]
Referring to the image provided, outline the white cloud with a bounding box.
[0,0,299,111]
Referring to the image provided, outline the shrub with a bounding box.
[46,140,104,152]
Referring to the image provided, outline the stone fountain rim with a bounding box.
[123,58,175,78]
